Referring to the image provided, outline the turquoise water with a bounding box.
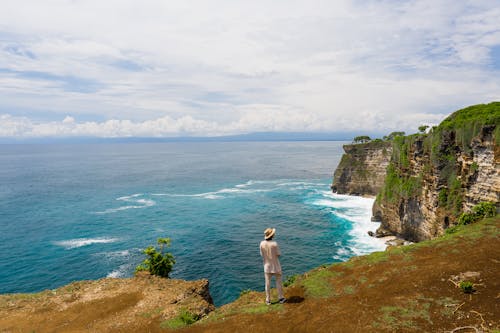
[0,141,385,305]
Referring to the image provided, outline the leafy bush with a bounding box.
[457,202,497,226]
[353,135,371,143]
[457,213,476,225]
[418,125,429,133]
[459,281,475,294]
[472,201,496,218]
[383,131,405,141]
[136,237,175,278]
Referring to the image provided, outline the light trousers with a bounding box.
[265,272,284,302]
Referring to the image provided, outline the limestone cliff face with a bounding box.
[331,141,392,196]
[374,103,499,241]
[463,125,500,209]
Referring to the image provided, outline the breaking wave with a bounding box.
[53,237,120,249]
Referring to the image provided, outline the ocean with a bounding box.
[0,141,385,305]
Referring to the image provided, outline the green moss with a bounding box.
[375,300,432,330]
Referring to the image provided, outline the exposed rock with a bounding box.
[450,271,481,283]
[331,141,392,196]
[375,227,393,238]
[463,125,500,209]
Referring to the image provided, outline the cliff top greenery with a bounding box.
[438,102,500,130]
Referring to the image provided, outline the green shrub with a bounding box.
[470,162,479,173]
[353,135,371,143]
[472,201,496,218]
[438,189,448,207]
[135,237,175,278]
[457,213,475,225]
[459,281,475,294]
[457,201,497,226]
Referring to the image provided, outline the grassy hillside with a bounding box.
[176,216,499,332]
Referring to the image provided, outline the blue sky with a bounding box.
[1,0,499,138]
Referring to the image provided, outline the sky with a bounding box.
[1,0,499,139]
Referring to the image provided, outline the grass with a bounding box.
[242,303,283,314]
[374,300,432,330]
[343,285,355,295]
[139,307,162,318]
[160,308,198,329]
[301,268,343,298]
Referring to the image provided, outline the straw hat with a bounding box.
[264,228,276,240]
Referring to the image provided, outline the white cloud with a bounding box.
[0,0,499,138]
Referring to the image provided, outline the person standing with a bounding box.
[260,228,286,305]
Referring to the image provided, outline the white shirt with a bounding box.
[260,240,282,274]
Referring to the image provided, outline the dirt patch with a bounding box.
[0,273,213,333]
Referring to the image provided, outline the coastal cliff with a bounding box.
[331,141,392,196]
[374,102,499,241]
[332,102,499,241]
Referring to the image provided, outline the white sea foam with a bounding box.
[106,263,131,278]
[151,183,271,200]
[333,247,353,260]
[306,191,386,256]
[53,237,119,249]
[94,194,156,214]
[277,181,327,187]
[98,249,130,259]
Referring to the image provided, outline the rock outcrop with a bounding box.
[0,272,214,332]
[331,141,392,196]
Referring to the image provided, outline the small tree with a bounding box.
[418,125,429,133]
[353,135,371,143]
[136,237,176,278]
[383,131,405,141]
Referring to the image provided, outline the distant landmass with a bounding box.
[0,131,382,144]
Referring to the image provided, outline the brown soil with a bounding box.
[0,273,213,332]
[1,217,498,332]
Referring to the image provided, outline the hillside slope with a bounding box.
[178,217,499,333]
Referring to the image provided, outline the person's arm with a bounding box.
[259,242,263,257]
[276,243,281,257]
